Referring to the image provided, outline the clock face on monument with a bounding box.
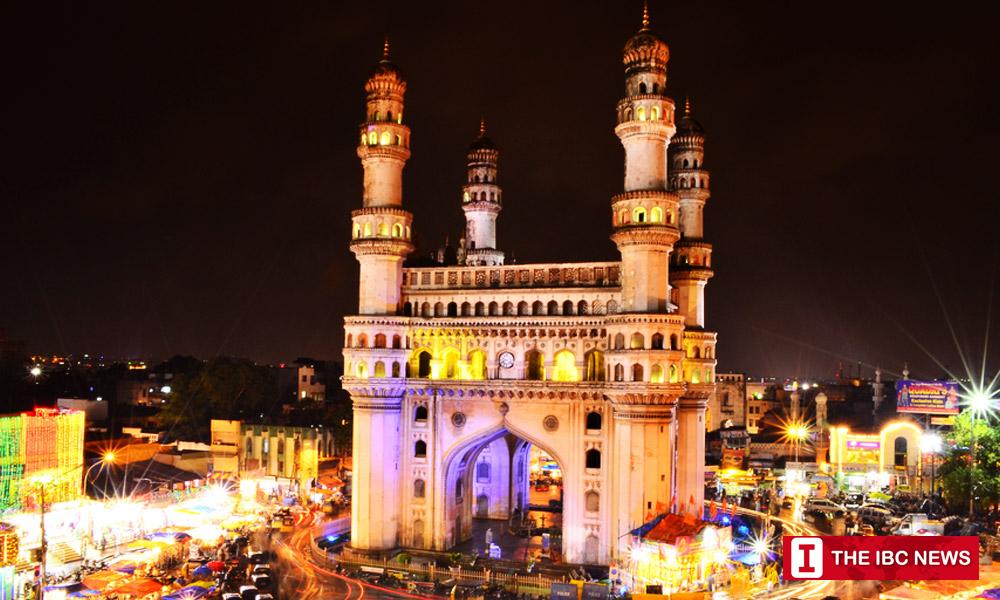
[499,352,514,369]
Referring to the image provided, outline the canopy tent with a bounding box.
[108,578,165,596]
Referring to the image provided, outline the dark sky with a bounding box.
[4,2,999,381]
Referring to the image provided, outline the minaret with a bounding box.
[345,39,412,554]
[668,99,713,327]
[351,38,414,314]
[610,4,679,313]
[815,392,829,463]
[872,366,884,424]
[461,120,504,266]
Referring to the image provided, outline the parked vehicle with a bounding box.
[856,505,895,530]
[240,585,260,600]
[804,498,847,517]
[892,513,944,536]
[843,493,864,510]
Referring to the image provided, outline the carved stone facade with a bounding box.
[343,14,718,566]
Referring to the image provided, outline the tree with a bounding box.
[156,356,278,442]
[937,410,1000,513]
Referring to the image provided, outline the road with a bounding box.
[272,524,435,600]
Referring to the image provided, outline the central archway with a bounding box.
[441,424,567,562]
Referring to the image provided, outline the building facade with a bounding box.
[343,14,718,565]
[710,373,747,431]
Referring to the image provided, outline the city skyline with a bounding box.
[3,1,998,379]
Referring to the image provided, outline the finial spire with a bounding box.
[479,118,486,136]
[684,96,691,116]
[383,36,390,60]
[641,0,650,29]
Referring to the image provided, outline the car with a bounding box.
[252,565,271,575]
[856,505,895,529]
[255,595,274,600]
[223,594,241,600]
[843,493,864,510]
[804,498,847,516]
[252,576,272,590]
[239,586,259,600]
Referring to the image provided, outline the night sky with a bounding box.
[4,2,998,381]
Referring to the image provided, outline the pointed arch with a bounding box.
[468,349,487,380]
[525,349,544,380]
[631,363,644,382]
[584,349,606,381]
[547,300,559,315]
[552,350,578,382]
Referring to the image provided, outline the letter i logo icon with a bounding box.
[790,537,824,579]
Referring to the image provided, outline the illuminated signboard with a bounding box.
[846,440,880,450]
[896,380,961,415]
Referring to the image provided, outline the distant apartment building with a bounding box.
[709,373,747,431]
[276,362,326,403]
[210,420,340,489]
[746,379,779,433]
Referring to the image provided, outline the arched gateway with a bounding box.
[343,10,719,567]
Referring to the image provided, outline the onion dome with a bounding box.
[468,119,496,151]
[623,3,669,74]
[675,98,704,136]
[369,37,404,82]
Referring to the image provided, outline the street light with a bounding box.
[920,432,942,497]
[966,387,996,518]
[783,422,811,464]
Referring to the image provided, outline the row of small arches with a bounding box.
[622,105,666,123]
[611,331,679,351]
[352,222,409,239]
[402,299,619,318]
[405,348,606,382]
[346,333,403,349]
[413,405,604,431]
[463,190,499,202]
[412,441,601,470]
[672,176,707,190]
[369,110,403,123]
[410,479,602,514]
[361,130,406,147]
[616,206,674,226]
[469,173,495,183]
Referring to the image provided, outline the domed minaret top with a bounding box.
[461,119,504,266]
[623,2,670,77]
[675,97,704,137]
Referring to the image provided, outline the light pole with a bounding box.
[920,432,942,497]
[968,391,993,518]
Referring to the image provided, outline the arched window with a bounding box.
[380,131,391,145]
[488,301,500,316]
[614,364,624,382]
[414,479,426,498]
[357,333,369,348]
[355,362,368,378]
[360,133,367,145]
[392,223,403,237]
[669,364,679,383]
[469,350,487,380]
[346,333,353,347]
[619,208,629,225]
[414,440,427,458]
[633,207,646,223]
[585,490,600,512]
[368,132,377,145]
[651,333,664,349]
[517,301,530,316]
[411,350,432,378]
[461,302,471,316]
[894,437,908,467]
[396,135,402,145]
[353,223,361,238]
[553,350,578,382]
[525,350,544,380]
[363,223,372,237]
[652,82,658,94]
[693,346,701,359]
[374,333,387,348]
[637,106,646,121]
[651,364,664,383]
[374,361,386,378]
[547,300,559,315]
[391,362,400,377]
[670,334,679,350]
[586,411,602,430]
[475,301,486,316]
[392,334,402,349]
[502,301,515,315]
[563,300,574,315]
[607,300,619,314]
[414,405,428,421]
[639,82,647,94]
[420,302,431,317]
[577,300,589,315]
[705,346,713,359]
[683,158,690,168]
[377,222,388,236]
[476,462,490,482]
[585,350,606,381]
[624,108,633,121]
[447,302,458,317]
[592,300,605,315]
[434,302,445,316]
[650,206,663,223]
[614,333,625,350]
[630,332,644,349]
[651,105,660,120]
[585,448,601,469]
[532,300,544,315]
[632,363,644,382]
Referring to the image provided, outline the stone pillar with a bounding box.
[349,394,402,552]
[675,395,707,514]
